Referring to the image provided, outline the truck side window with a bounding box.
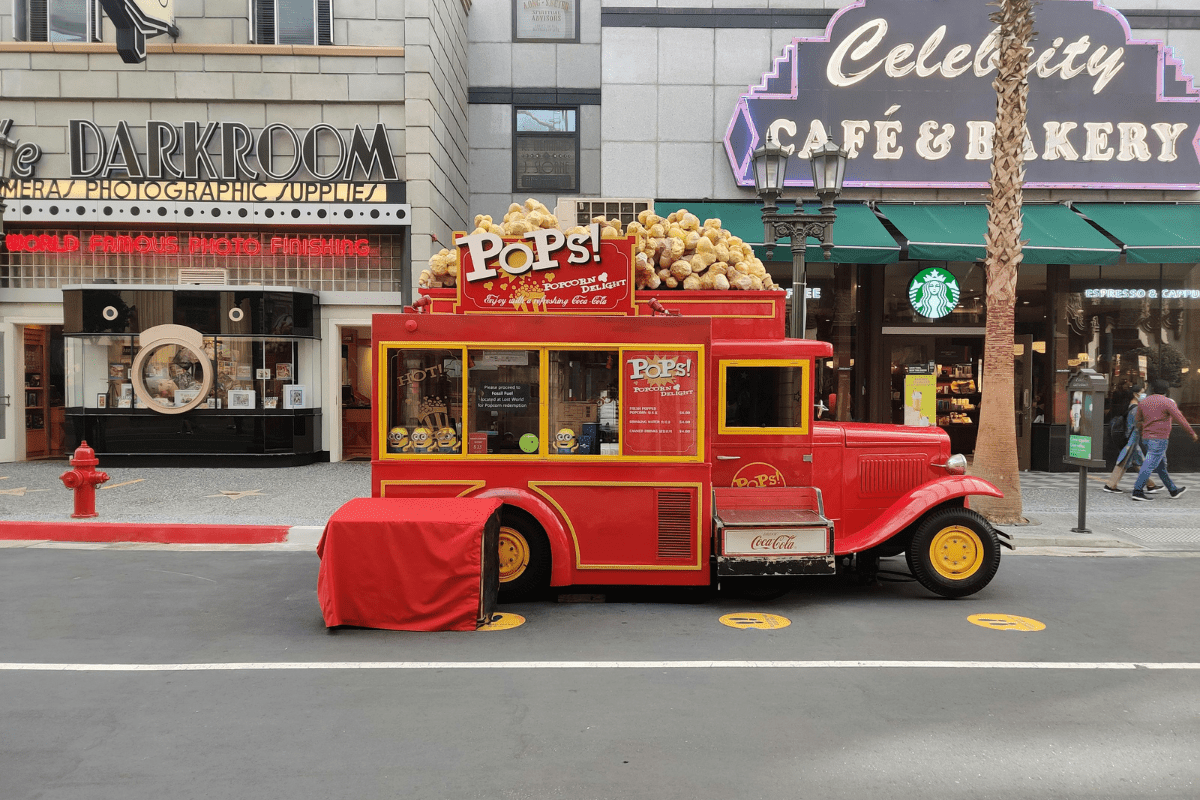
[467,349,541,455]
[385,348,462,454]
[722,363,807,432]
[549,350,618,455]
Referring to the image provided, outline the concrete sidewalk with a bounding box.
[2,458,1200,553]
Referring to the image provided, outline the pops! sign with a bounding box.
[455,223,635,314]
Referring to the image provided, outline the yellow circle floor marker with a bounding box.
[968,613,1046,632]
[719,612,792,630]
[478,613,525,631]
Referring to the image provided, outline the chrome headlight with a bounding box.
[940,453,968,475]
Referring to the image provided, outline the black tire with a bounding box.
[905,507,1002,599]
[496,507,551,603]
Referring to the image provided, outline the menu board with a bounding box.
[622,350,700,457]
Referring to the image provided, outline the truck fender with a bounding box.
[473,486,574,586]
[834,476,1003,555]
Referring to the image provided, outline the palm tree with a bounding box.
[970,0,1034,524]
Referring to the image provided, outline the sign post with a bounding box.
[1063,368,1110,533]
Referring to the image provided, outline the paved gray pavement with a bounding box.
[1,548,1197,799]
[3,458,1200,552]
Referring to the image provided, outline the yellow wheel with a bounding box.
[906,508,1001,598]
[928,525,985,580]
[498,526,531,583]
[496,508,550,603]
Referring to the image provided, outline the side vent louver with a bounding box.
[859,456,926,496]
[656,490,693,559]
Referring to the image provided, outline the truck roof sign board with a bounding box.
[725,0,1200,190]
[455,228,636,315]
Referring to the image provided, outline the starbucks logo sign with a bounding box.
[908,268,961,319]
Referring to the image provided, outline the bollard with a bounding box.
[60,440,110,518]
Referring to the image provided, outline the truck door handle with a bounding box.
[716,455,741,461]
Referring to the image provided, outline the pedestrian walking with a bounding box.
[1131,378,1199,501]
[1102,390,1161,494]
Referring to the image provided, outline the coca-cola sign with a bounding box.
[723,528,827,557]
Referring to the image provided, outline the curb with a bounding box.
[0,521,291,545]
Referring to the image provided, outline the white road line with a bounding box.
[0,661,1198,672]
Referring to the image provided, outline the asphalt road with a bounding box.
[1,549,1197,800]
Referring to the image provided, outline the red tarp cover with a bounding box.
[317,497,503,631]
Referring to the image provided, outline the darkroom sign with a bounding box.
[724,0,1200,190]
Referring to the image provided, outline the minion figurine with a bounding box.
[555,427,578,454]
[435,426,459,453]
[386,426,410,453]
[409,427,433,454]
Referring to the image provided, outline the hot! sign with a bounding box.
[455,224,635,314]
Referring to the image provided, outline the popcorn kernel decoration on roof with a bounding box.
[424,201,781,292]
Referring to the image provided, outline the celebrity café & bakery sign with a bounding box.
[725,0,1200,189]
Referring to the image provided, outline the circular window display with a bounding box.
[131,329,214,415]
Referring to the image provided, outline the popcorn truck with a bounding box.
[372,222,1010,602]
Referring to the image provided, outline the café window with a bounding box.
[549,350,619,456]
[514,108,579,194]
[882,262,985,326]
[251,0,334,45]
[512,0,578,42]
[720,360,810,434]
[385,349,463,455]
[467,349,541,456]
[15,0,101,42]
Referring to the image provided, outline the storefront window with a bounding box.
[514,108,579,193]
[548,350,618,456]
[1068,262,1200,423]
[883,262,985,326]
[720,361,808,434]
[467,349,541,455]
[385,349,463,455]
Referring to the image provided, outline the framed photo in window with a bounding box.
[117,384,133,408]
[282,385,306,409]
[96,393,107,409]
[175,388,201,407]
[263,397,278,409]
[276,363,292,380]
[513,0,578,42]
[227,389,256,410]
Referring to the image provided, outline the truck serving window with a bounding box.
[719,360,810,435]
[385,348,463,455]
[467,349,541,456]
[548,350,618,456]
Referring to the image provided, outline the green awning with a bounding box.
[665,201,900,264]
[1074,204,1200,264]
[877,204,1121,265]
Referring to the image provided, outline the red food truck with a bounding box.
[372,229,1010,602]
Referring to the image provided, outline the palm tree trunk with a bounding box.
[970,0,1033,524]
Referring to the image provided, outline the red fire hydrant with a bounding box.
[60,441,110,519]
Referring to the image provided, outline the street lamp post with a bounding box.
[752,135,848,338]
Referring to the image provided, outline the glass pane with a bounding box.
[140,343,204,409]
[48,0,87,42]
[724,366,805,429]
[468,349,541,455]
[548,350,619,455]
[516,109,576,133]
[386,348,464,454]
[216,338,256,409]
[277,0,315,44]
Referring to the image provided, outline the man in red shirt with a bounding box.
[1131,379,1199,501]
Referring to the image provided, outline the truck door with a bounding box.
[711,358,814,489]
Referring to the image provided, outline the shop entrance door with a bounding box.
[887,334,984,456]
[340,325,373,460]
[1014,334,1034,471]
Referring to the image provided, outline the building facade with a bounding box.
[0,0,471,463]
[468,0,1200,470]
